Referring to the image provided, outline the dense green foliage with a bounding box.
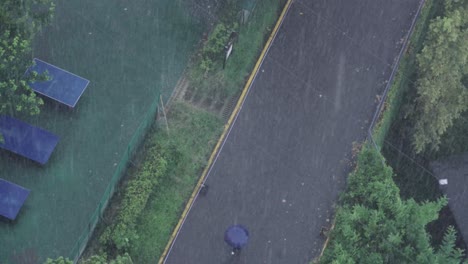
[373,0,463,249]
[99,150,168,251]
[81,252,133,264]
[46,253,133,264]
[431,110,468,159]
[198,23,238,75]
[44,257,73,264]
[0,30,44,116]
[321,147,464,263]
[1,0,55,34]
[190,0,240,92]
[0,0,55,118]
[406,0,468,153]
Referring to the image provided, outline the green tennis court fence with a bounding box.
[69,94,160,262]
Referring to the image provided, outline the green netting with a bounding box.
[68,97,160,262]
[0,0,202,262]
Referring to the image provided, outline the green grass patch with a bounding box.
[129,102,223,263]
[188,0,285,103]
[222,0,283,94]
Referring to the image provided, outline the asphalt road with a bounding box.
[165,0,421,263]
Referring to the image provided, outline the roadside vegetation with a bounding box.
[75,1,286,263]
[404,0,468,154]
[321,0,468,263]
[320,147,464,263]
[128,103,222,262]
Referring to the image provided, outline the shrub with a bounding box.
[43,257,73,264]
[100,153,167,251]
[81,252,133,264]
[199,23,238,75]
[321,146,464,263]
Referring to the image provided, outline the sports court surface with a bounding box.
[164,0,421,263]
[0,0,202,262]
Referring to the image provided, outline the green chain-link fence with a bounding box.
[69,97,160,262]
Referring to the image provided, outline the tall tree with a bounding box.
[0,0,55,142]
[0,30,44,116]
[0,0,55,35]
[407,0,468,153]
[321,147,465,263]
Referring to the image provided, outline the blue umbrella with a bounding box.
[224,225,249,249]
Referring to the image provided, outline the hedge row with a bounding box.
[99,145,168,252]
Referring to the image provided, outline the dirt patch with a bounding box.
[169,75,190,106]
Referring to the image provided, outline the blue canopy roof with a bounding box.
[0,179,30,220]
[26,58,90,107]
[0,115,59,164]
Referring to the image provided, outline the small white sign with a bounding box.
[225,44,233,60]
[439,179,448,185]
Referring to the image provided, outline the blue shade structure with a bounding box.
[26,58,90,107]
[224,225,249,249]
[0,115,59,165]
[0,178,30,220]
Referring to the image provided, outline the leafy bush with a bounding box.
[1,0,55,35]
[0,30,45,116]
[44,257,73,264]
[198,23,238,75]
[81,252,133,264]
[0,0,55,117]
[321,146,465,263]
[405,0,468,153]
[100,152,167,251]
[187,0,282,101]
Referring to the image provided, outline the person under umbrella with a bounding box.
[224,225,249,255]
